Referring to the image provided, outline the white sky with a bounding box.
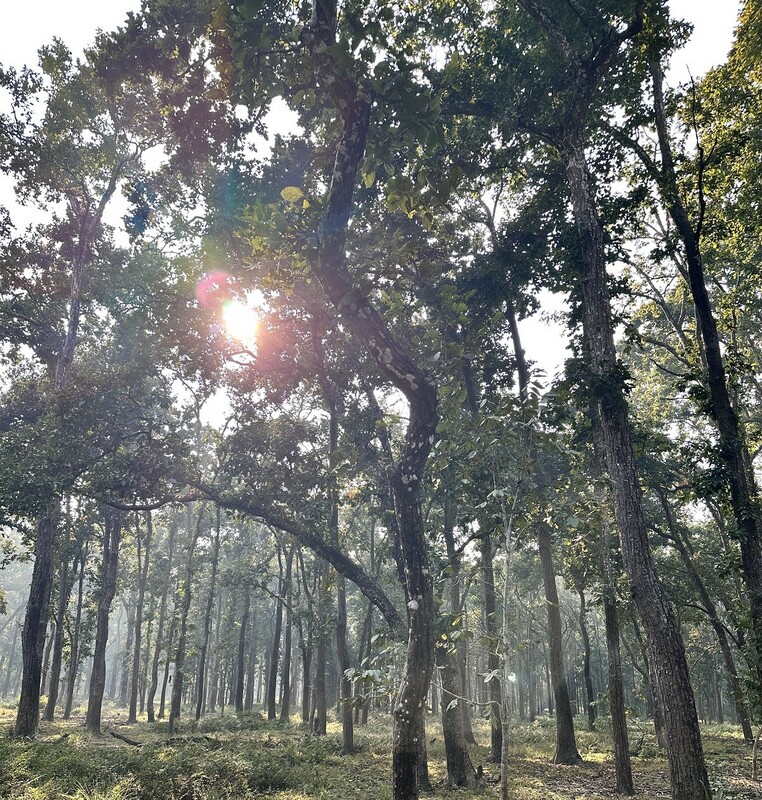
[0,0,744,384]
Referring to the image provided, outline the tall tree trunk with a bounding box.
[140,599,154,715]
[508,4,708,794]
[599,514,633,795]
[119,599,135,707]
[560,119,708,798]
[436,643,477,787]
[312,560,328,736]
[43,533,74,721]
[40,622,55,698]
[12,162,125,737]
[147,516,176,722]
[196,506,222,721]
[235,584,251,715]
[577,588,596,730]
[209,589,223,714]
[128,511,153,723]
[442,498,476,751]
[280,546,295,722]
[85,508,124,733]
[306,3,438,793]
[168,503,203,735]
[537,521,582,764]
[646,55,762,687]
[481,534,503,761]
[14,508,58,737]
[63,541,88,719]
[266,568,282,720]
[297,548,314,724]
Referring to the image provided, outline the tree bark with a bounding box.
[436,644,477,787]
[537,521,582,764]
[43,532,75,721]
[86,508,124,733]
[280,545,295,722]
[168,503,203,735]
[564,123,708,794]
[63,540,88,719]
[235,584,251,715]
[196,506,222,721]
[266,567,282,720]
[14,508,58,736]
[577,588,596,730]
[147,515,176,722]
[599,515,633,795]
[128,511,153,723]
[305,3,439,794]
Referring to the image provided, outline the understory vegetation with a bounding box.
[1,710,758,800]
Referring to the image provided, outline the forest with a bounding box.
[1,0,761,798]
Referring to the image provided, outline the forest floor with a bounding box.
[1,705,760,800]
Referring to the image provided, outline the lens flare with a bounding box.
[222,298,259,346]
[196,270,234,309]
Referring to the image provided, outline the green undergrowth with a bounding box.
[0,707,758,800]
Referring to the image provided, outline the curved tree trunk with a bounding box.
[306,3,439,794]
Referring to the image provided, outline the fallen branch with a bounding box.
[107,729,143,747]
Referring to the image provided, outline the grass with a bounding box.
[0,706,759,799]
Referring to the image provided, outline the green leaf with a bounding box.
[363,169,376,189]
[280,186,304,203]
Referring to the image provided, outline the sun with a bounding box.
[222,298,259,347]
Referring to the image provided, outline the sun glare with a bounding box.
[222,299,259,347]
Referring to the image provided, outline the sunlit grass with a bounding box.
[0,710,756,800]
